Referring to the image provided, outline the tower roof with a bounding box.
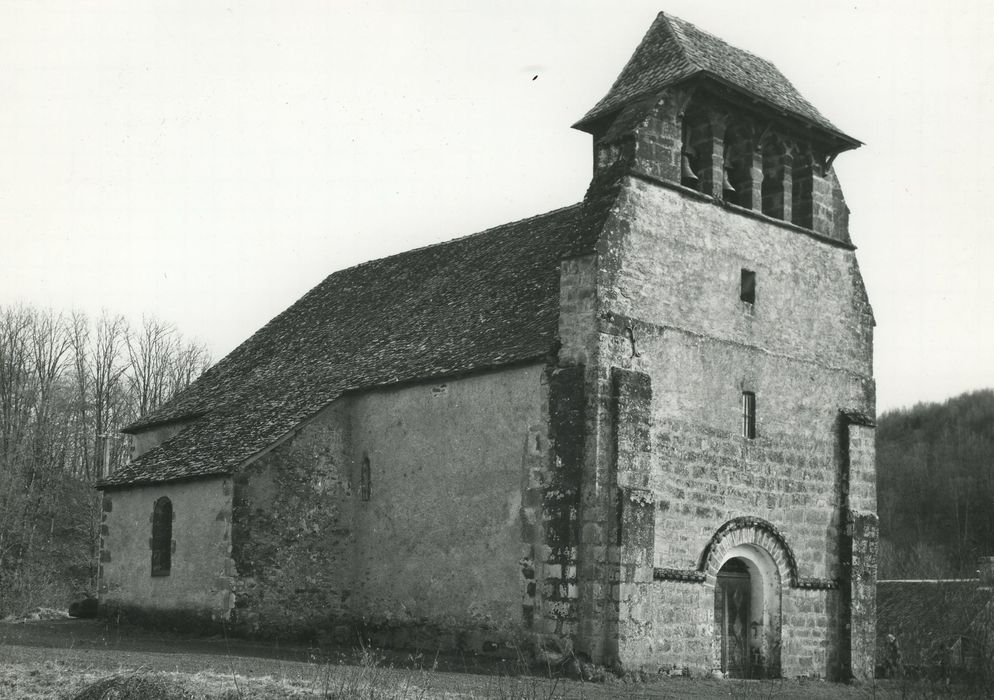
[574,12,858,147]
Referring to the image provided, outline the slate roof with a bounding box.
[574,12,856,145]
[100,203,591,488]
[877,580,994,666]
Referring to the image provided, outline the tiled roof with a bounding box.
[100,203,590,488]
[877,580,994,665]
[574,12,855,143]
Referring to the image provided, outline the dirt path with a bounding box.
[0,619,898,699]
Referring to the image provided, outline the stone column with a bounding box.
[537,366,587,654]
[781,150,794,224]
[810,162,836,237]
[747,148,763,211]
[611,368,656,670]
[839,413,878,681]
[634,90,690,184]
[847,511,878,681]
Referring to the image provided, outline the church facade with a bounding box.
[97,12,877,680]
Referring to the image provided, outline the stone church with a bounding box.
[97,12,877,680]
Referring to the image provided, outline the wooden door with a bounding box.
[715,560,751,678]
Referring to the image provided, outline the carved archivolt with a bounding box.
[654,516,838,590]
[699,516,796,583]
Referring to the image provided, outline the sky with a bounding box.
[1,1,992,414]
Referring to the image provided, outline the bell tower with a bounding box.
[572,12,861,244]
[564,13,876,680]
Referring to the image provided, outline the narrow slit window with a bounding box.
[742,392,757,439]
[360,455,371,502]
[151,497,172,576]
[740,269,756,304]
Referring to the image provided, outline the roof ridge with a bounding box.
[655,12,698,73]
[572,12,680,129]
[345,202,582,275]
[574,11,856,145]
[123,201,585,437]
[662,12,776,73]
[657,12,840,135]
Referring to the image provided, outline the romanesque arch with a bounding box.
[698,516,798,585]
[701,517,793,678]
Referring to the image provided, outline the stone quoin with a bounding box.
[96,11,876,680]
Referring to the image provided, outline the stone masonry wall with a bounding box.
[524,366,585,659]
[619,90,855,245]
[646,580,712,672]
[612,368,657,668]
[557,255,598,367]
[229,364,548,651]
[642,330,868,579]
[586,177,874,677]
[845,422,878,680]
[600,179,872,377]
[346,363,547,654]
[781,587,839,677]
[230,399,353,638]
[99,476,234,622]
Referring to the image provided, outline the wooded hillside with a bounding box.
[878,389,994,579]
[0,305,209,616]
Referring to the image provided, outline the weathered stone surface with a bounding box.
[99,477,233,620]
[570,172,874,677]
[96,13,875,681]
[228,364,546,647]
[230,398,352,637]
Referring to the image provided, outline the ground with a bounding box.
[0,619,935,698]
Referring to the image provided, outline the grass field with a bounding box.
[0,618,970,699]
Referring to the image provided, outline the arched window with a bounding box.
[151,497,172,576]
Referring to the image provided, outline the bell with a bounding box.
[681,153,698,181]
[722,168,736,193]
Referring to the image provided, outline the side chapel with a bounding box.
[97,12,877,680]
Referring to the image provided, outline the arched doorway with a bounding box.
[715,558,751,677]
[714,544,782,678]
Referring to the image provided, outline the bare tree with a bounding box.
[0,307,33,471]
[91,312,129,477]
[0,305,210,615]
[126,316,172,421]
[68,312,92,480]
[0,308,33,595]
[167,338,211,401]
